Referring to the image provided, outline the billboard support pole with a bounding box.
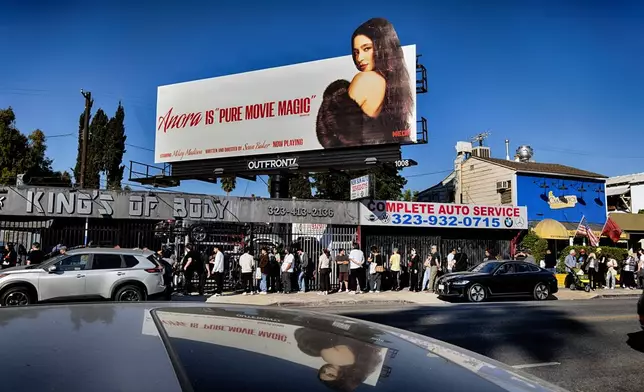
[269,173,290,199]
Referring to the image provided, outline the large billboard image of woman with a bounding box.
[316,18,415,149]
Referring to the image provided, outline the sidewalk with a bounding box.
[203,288,641,307]
[204,290,447,307]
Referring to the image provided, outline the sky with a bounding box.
[1,0,643,198]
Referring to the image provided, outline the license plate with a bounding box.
[438,284,445,290]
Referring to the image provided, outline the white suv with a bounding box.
[0,248,166,306]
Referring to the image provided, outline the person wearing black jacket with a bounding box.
[453,248,469,272]
[182,243,205,296]
[2,243,17,269]
[26,242,45,266]
[544,249,557,274]
[408,248,421,292]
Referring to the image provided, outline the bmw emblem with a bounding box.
[504,217,514,228]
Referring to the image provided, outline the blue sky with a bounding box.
[2,0,643,197]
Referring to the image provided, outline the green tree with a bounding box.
[220,176,236,195]
[105,102,126,190]
[0,107,71,186]
[84,108,109,189]
[73,99,94,186]
[400,189,419,202]
[312,165,407,201]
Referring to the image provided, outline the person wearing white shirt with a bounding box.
[211,245,225,296]
[281,248,295,294]
[238,248,255,295]
[447,248,456,273]
[348,243,365,294]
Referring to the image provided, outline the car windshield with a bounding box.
[470,261,501,274]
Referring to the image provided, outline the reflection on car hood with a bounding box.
[0,302,568,392]
[440,271,490,282]
[0,264,41,273]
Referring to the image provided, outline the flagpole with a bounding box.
[575,215,586,236]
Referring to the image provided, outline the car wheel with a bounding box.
[114,285,144,302]
[467,284,487,303]
[533,282,550,301]
[1,286,34,307]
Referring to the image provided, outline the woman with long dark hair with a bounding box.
[317,18,414,148]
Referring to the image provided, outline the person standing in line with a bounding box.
[606,258,617,290]
[335,249,350,292]
[585,252,598,291]
[637,249,644,289]
[544,249,557,274]
[348,243,365,294]
[239,247,255,295]
[368,246,384,293]
[211,245,225,296]
[428,245,441,293]
[26,242,44,266]
[157,249,175,300]
[297,248,309,293]
[389,248,401,291]
[2,243,17,269]
[258,247,270,295]
[281,247,294,294]
[421,254,432,291]
[182,244,205,296]
[318,249,331,295]
[596,248,607,289]
[447,248,456,274]
[408,248,421,292]
[622,252,638,289]
[269,247,281,293]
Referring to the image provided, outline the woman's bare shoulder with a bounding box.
[350,71,386,90]
[348,71,386,116]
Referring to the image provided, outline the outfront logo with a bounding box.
[247,157,298,170]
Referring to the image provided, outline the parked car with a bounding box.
[437,260,559,303]
[0,248,166,306]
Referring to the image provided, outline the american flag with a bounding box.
[576,216,599,246]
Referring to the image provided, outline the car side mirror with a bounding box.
[47,265,57,273]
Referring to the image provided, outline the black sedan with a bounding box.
[437,260,559,303]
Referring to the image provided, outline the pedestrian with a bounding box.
[157,249,174,300]
[281,247,295,294]
[269,247,281,293]
[447,248,456,273]
[585,252,598,291]
[348,243,365,294]
[26,242,44,266]
[368,246,384,293]
[622,252,637,289]
[318,249,331,295]
[544,249,557,274]
[408,248,421,292]
[428,245,441,293]
[336,249,350,292]
[211,245,225,296]
[524,250,536,264]
[564,249,577,288]
[453,247,468,272]
[239,247,255,295]
[596,248,607,289]
[606,258,617,290]
[258,247,270,295]
[421,255,432,291]
[182,243,205,296]
[637,249,644,289]
[297,248,309,293]
[389,248,401,291]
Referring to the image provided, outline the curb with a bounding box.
[591,294,641,300]
[273,299,415,308]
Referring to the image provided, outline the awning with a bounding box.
[608,213,644,234]
[606,185,630,197]
[533,219,570,240]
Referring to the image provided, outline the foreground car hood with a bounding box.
[0,265,42,273]
[0,302,568,392]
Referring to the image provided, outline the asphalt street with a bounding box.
[309,298,644,392]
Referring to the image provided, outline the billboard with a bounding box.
[360,200,528,230]
[155,18,417,163]
[350,175,371,200]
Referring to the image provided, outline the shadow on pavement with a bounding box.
[339,302,596,365]
[172,294,208,302]
[626,331,644,353]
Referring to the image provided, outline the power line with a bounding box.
[405,169,453,178]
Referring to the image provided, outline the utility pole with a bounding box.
[79,89,92,189]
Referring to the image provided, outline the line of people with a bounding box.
[564,248,644,290]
